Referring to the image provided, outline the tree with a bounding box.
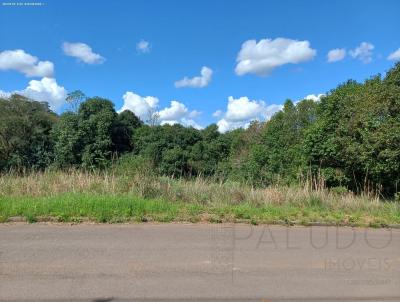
[51,112,82,168]
[53,97,140,169]
[304,64,400,195]
[188,124,231,176]
[224,99,319,186]
[0,94,57,171]
[145,107,160,127]
[0,64,398,196]
[113,110,143,153]
[134,124,202,176]
[66,90,86,112]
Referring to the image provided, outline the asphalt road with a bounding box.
[0,223,399,302]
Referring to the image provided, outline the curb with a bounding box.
[7,216,27,223]
[4,216,400,229]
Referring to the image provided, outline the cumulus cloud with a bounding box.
[349,42,374,63]
[0,77,67,111]
[216,119,239,133]
[327,48,346,62]
[161,118,202,130]
[158,101,202,128]
[188,110,202,118]
[212,110,222,117]
[175,66,213,88]
[0,49,54,77]
[217,118,262,134]
[180,118,202,129]
[62,42,105,64]
[304,93,325,102]
[158,100,189,120]
[216,96,283,132]
[159,120,179,126]
[23,77,67,110]
[387,48,400,61]
[0,90,11,99]
[235,38,316,76]
[119,91,159,120]
[225,96,265,122]
[118,92,202,128]
[136,40,150,53]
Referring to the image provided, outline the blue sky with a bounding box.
[1,0,399,131]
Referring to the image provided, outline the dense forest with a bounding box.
[1,63,399,197]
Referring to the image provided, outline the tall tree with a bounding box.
[53,97,141,169]
[113,110,143,153]
[304,64,400,195]
[0,94,57,171]
[66,90,86,112]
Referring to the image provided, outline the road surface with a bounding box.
[0,223,399,301]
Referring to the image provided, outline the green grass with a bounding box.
[1,192,399,227]
[1,170,399,227]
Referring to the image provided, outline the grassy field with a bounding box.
[0,170,399,227]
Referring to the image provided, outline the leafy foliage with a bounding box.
[304,64,400,195]
[52,97,142,169]
[0,94,57,171]
[1,63,399,196]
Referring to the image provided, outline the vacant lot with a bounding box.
[1,171,399,226]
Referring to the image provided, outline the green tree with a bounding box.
[188,124,232,176]
[0,94,57,171]
[227,100,319,186]
[304,64,400,195]
[51,112,82,168]
[113,110,143,154]
[134,124,202,176]
[66,90,86,112]
[53,97,140,169]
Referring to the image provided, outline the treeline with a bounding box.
[1,63,399,196]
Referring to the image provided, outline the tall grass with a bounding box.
[0,170,399,226]
[0,169,393,208]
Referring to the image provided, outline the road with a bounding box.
[0,223,399,301]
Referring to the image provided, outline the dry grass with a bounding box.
[0,170,389,211]
[0,170,398,226]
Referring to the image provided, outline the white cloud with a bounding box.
[264,104,285,117]
[158,100,188,120]
[349,42,374,63]
[217,118,238,133]
[0,49,54,77]
[188,110,202,118]
[225,96,265,122]
[0,90,11,98]
[327,48,346,62]
[160,120,179,126]
[158,101,202,128]
[235,38,316,76]
[217,119,258,133]
[387,48,400,61]
[181,118,202,129]
[119,91,159,120]
[212,110,222,117]
[304,93,325,102]
[62,42,105,64]
[0,77,67,111]
[161,118,202,130]
[175,66,213,88]
[23,77,67,110]
[216,96,283,132]
[118,92,202,128]
[136,40,150,53]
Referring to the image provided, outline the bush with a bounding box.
[113,154,155,178]
[330,186,349,195]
